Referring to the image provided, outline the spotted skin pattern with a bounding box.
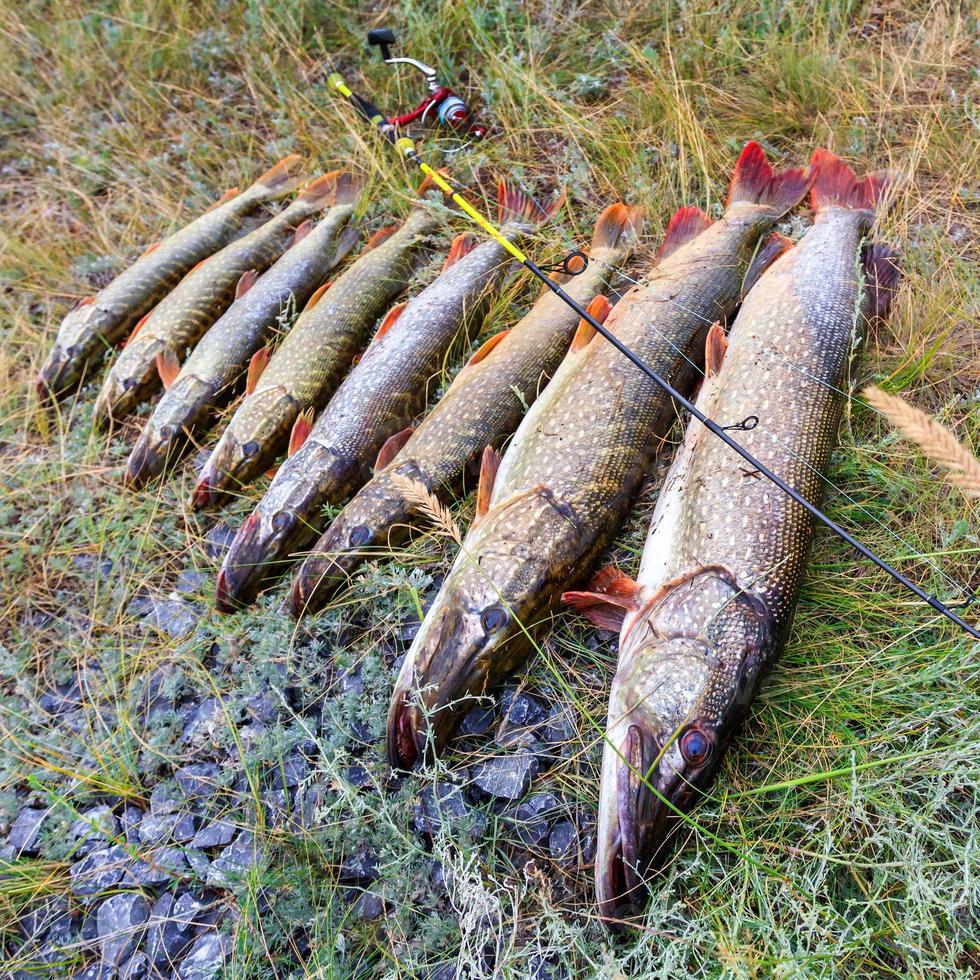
[94,182,341,426]
[590,178,896,919]
[193,206,441,505]
[215,227,525,611]
[125,198,358,487]
[38,155,304,398]
[387,196,800,769]
[290,204,643,616]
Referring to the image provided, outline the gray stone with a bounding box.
[352,890,384,920]
[39,682,81,714]
[459,704,496,736]
[206,831,264,887]
[71,963,114,979]
[138,810,197,846]
[338,849,378,883]
[176,931,228,979]
[204,523,236,560]
[71,845,130,897]
[97,892,149,965]
[175,569,209,594]
[19,895,71,942]
[120,807,143,845]
[118,951,149,979]
[470,753,540,801]
[542,706,576,746]
[149,782,184,815]
[496,692,547,747]
[183,698,225,741]
[548,819,578,860]
[191,818,236,849]
[414,783,487,841]
[146,893,195,974]
[140,597,203,638]
[185,849,211,876]
[71,806,120,856]
[503,793,562,848]
[7,807,48,856]
[126,846,189,887]
[174,762,221,800]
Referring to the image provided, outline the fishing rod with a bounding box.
[327,71,979,640]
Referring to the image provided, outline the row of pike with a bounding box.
[37,143,898,919]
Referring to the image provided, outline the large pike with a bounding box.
[562,150,896,920]
[289,202,644,618]
[190,188,446,509]
[215,180,563,611]
[125,176,361,487]
[386,143,811,770]
[94,171,349,426]
[37,155,304,399]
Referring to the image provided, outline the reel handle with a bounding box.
[367,28,396,62]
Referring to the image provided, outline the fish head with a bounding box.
[596,565,777,921]
[193,387,295,510]
[386,498,557,769]
[289,465,421,618]
[37,301,112,400]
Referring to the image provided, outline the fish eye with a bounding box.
[349,525,371,547]
[123,377,139,391]
[679,726,713,767]
[242,441,260,459]
[160,424,178,440]
[480,604,508,634]
[272,511,294,533]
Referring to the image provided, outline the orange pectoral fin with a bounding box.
[122,312,151,347]
[155,349,181,390]
[140,240,162,259]
[562,565,644,631]
[475,445,501,519]
[570,294,613,353]
[204,187,240,212]
[245,346,270,396]
[374,426,415,472]
[302,280,332,313]
[236,268,260,299]
[466,330,510,368]
[288,409,314,457]
[372,302,407,346]
[291,220,313,246]
[704,322,728,378]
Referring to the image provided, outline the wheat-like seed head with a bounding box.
[863,385,980,500]
[390,474,464,546]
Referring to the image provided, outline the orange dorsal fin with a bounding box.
[570,294,613,353]
[125,312,151,346]
[204,187,240,213]
[291,220,313,246]
[236,268,259,299]
[372,302,407,345]
[591,202,645,251]
[140,240,162,259]
[288,409,314,456]
[562,565,644,631]
[78,295,96,307]
[476,445,501,519]
[374,426,414,472]
[366,224,399,250]
[466,330,510,368]
[155,349,180,390]
[302,280,332,313]
[704,322,728,378]
[655,206,711,263]
[246,346,270,396]
[441,233,479,271]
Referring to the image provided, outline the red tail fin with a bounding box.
[656,206,712,262]
[590,203,644,251]
[861,243,900,320]
[727,141,810,214]
[497,179,565,227]
[810,148,891,212]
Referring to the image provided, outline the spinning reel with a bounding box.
[367,28,487,147]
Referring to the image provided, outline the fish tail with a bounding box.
[298,169,361,209]
[861,243,901,320]
[248,154,306,199]
[590,202,645,252]
[809,148,893,213]
[726,141,811,215]
[497,178,565,228]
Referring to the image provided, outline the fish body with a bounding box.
[386,143,811,770]
[93,172,349,426]
[191,204,442,508]
[289,203,644,617]
[37,155,304,398]
[125,182,360,487]
[563,150,896,920]
[215,180,563,611]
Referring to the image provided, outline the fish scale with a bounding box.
[191,202,443,508]
[124,189,360,488]
[214,179,563,612]
[37,155,305,399]
[564,149,898,921]
[288,202,644,617]
[93,172,348,426]
[386,142,812,771]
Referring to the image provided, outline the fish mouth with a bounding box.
[386,698,424,770]
[190,458,232,512]
[289,530,363,619]
[596,725,675,924]
[125,426,175,488]
[36,350,78,402]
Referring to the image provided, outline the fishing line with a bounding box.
[327,73,979,639]
[588,260,975,605]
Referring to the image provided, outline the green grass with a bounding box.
[1,1,978,977]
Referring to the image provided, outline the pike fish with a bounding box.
[562,150,896,920]
[215,180,563,611]
[386,142,811,770]
[190,192,445,509]
[37,155,304,399]
[289,202,644,618]
[94,171,350,427]
[125,177,361,488]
